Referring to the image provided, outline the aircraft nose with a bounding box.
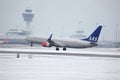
[25,36,31,41]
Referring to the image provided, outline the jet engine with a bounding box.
[41,41,50,47]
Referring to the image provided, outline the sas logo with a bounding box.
[89,36,98,41]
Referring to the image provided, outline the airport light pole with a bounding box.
[116,24,119,42]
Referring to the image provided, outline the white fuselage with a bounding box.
[0,41,4,44]
[0,40,8,44]
[26,35,97,48]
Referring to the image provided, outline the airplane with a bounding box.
[0,37,9,44]
[26,25,102,50]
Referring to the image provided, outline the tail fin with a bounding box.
[3,37,9,43]
[82,25,102,43]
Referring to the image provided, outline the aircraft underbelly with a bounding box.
[51,39,92,48]
[63,41,92,48]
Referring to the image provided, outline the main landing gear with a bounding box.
[63,47,66,51]
[56,47,67,51]
[56,47,59,51]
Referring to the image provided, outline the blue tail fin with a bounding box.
[82,25,102,43]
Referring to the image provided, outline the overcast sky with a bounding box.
[0,0,120,41]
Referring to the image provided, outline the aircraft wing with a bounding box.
[47,34,65,47]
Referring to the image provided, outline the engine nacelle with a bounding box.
[41,41,50,47]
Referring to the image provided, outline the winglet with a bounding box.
[47,34,53,42]
[82,25,102,43]
[48,34,53,40]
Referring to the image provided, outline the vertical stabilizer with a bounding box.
[82,26,102,43]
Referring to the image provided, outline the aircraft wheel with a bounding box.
[63,47,66,51]
[31,42,33,46]
[56,47,59,51]
[17,54,20,58]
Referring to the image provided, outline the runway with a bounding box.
[0,45,120,80]
[0,45,120,58]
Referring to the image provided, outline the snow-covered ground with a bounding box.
[0,52,120,80]
[0,45,120,80]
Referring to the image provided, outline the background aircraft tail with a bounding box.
[82,25,102,43]
[3,37,9,43]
